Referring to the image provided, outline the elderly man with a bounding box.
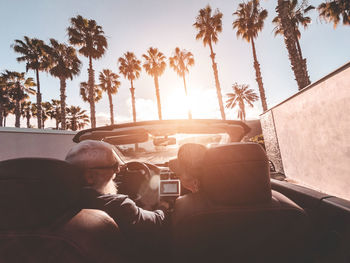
[65,140,166,232]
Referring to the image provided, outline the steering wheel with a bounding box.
[125,161,151,181]
[116,161,157,208]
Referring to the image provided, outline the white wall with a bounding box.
[261,63,350,200]
[0,128,77,161]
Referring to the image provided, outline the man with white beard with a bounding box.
[65,140,166,232]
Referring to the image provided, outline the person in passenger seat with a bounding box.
[169,143,207,193]
[65,140,167,234]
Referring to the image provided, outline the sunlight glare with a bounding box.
[161,86,222,119]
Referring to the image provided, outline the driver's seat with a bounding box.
[172,143,309,263]
[0,158,126,263]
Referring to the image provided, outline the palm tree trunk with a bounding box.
[251,39,268,112]
[130,79,136,123]
[239,101,246,121]
[154,76,162,120]
[295,35,303,61]
[72,117,77,131]
[0,104,3,127]
[88,56,96,128]
[182,74,192,120]
[60,77,67,129]
[15,100,20,128]
[277,0,310,90]
[35,69,42,129]
[108,90,114,125]
[26,113,30,128]
[294,34,311,87]
[208,41,226,120]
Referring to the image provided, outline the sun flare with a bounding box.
[163,87,222,119]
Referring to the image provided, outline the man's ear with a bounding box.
[84,170,95,185]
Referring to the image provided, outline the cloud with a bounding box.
[96,112,111,127]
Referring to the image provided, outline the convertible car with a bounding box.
[0,119,349,262]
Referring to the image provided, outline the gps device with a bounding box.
[159,179,181,197]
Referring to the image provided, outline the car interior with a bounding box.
[0,142,349,262]
[0,158,127,263]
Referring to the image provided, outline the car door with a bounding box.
[270,179,350,263]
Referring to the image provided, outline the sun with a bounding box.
[162,89,190,119]
[162,86,221,119]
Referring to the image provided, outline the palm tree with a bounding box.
[66,105,90,131]
[0,76,7,126]
[142,47,166,120]
[169,47,195,119]
[41,101,53,129]
[47,99,61,129]
[30,103,38,127]
[21,100,32,128]
[118,52,141,122]
[47,39,81,130]
[2,100,14,127]
[98,69,120,125]
[194,5,226,120]
[2,71,36,127]
[12,36,50,128]
[80,81,103,104]
[275,0,311,90]
[233,0,268,112]
[67,15,108,128]
[225,83,259,121]
[318,0,350,28]
[273,0,314,87]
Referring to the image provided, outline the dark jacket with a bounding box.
[80,187,171,261]
[80,187,165,232]
[80,187,168,259]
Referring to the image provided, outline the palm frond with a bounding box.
[194,5,223,47]
[233,0,268,43]
[142,47,167,77]
[225,83,259,121]
[118,52,141,81]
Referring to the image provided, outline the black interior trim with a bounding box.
[270,179,331,208]
[320,197,350,214]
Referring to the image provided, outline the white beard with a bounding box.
[102,179,118,195]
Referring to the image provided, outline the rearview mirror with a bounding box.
[104,133,149,145]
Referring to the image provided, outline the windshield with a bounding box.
[115,133,230,164]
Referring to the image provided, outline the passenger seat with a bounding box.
[172,143,309,263]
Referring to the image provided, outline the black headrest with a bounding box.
[200,143,271,205]
[0,158,85,230]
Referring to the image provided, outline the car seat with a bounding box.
[0,158,127,263]
[172,143,309,263]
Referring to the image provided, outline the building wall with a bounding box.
[260,111,284,174]
[261,63,350,200]
[0,127,77,161]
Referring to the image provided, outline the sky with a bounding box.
[0,0,349,128]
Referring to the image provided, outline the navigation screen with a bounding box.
[160,180,180,196]
[163,182,178,193]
